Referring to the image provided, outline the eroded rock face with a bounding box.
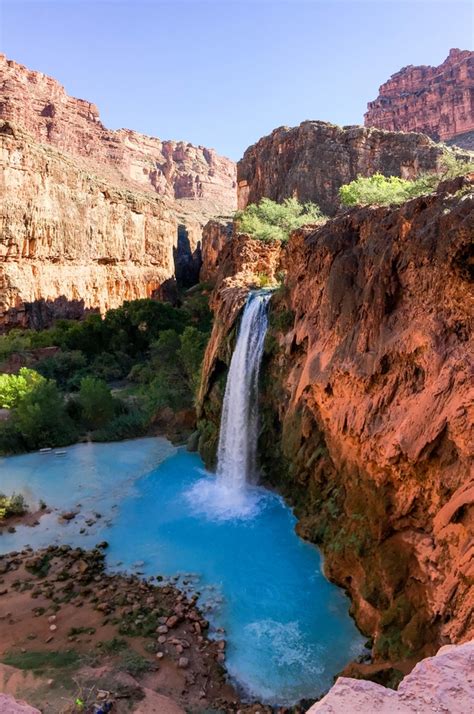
[200,219,233,283]
[307,641,474,713]
[0,122,177,329]
[0,54,237,328]
[0,53,237,219]
[365,49,474,148]
[237,120,458,215]
[199,175,474,666]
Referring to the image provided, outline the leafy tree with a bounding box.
[0,368,46,408]
[35,350,87,390]
[13,380,77,450]
[235,197,326,242]
[77,376,115,429]
[178,326,208,397]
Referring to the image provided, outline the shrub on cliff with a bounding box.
[340,154,473,207]
[235,197,326,242]
[339,173,423,206]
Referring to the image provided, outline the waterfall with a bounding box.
[216,290,272,490]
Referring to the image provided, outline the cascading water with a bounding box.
[216,290,272,489]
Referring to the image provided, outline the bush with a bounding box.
[0,368,45,408]
[0,492,27,520]
[77,376,115,430]
[340,154,474,207]
[235,197,326,242]
[12,380,77,450]
[91,409,148,442]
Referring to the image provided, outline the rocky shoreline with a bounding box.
[0,544,307,713]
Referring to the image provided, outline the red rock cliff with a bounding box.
[0,53,237,220]
[0,55,237,329]
[365,49,474,149]
[199,175,474,667]
[237,121,459,216]
[0,122,177,329]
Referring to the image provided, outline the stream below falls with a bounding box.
[0,438,364,705]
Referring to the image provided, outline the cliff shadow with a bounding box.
[0,296,99,332]
[173,224,202,289]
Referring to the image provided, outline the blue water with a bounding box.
[0,438,364,704]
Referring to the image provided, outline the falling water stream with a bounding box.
[0,291,364,704]
[217,290,272,488]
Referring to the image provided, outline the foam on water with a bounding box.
[186,475,268,521]
[0,440,364,705]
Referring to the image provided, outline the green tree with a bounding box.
[178,326,208,397]
[0,368,46,408]
[77,376,115,430]
[14,380,77,450]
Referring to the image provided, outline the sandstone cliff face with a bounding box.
[307,641,474,714]
[365,49,474,149]
[199,219,233,283]
[0,53,237,221]
[198,176,473,667]
[237,121,457,216]
[0,122,177,329]
[0,54,237,328]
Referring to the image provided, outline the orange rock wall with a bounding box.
[365,49,474,146]
[199,176,474,664]
[0,53,237,218]
[0,122,177,329]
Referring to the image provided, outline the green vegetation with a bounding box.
[0,289,212,455]
[235,197,326,242]
[2,650,80,671]
[119,649,153,676]
[339,153,473,207]
[77,376,115,429]
[0,492,27,520]
[0,368,45,408]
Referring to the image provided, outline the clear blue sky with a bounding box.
[1,1,472,160]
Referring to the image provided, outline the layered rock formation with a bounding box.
[0,121,177,328]
[198,175,474,667]
[237,121,461,216]
[365,49,474,149]
[308,641,474,713]
[199,218,233,282]
[0,53,237,219]
[0,54,237,329]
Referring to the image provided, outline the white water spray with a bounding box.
[216,290,272,490]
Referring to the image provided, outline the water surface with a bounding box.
[0,439,364,704]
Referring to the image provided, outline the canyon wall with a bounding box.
[0,54,237,329]
[0,121,177,329]
[365,49,474,149]
[0,53,237,221]
[198,175,474,669]
[237,121,460,216]
[199,219,233,283]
